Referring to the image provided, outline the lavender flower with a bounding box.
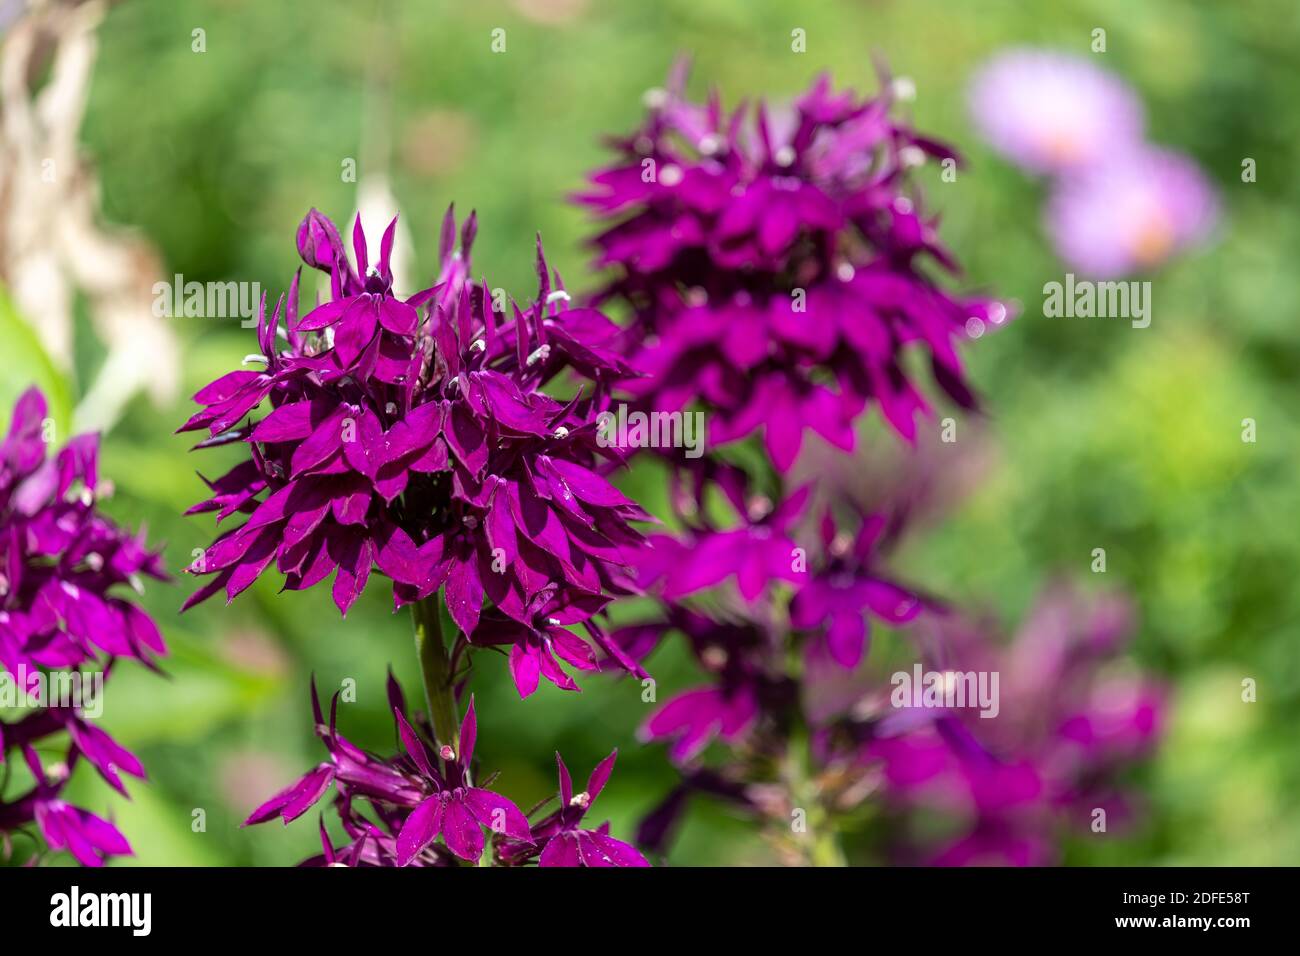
[1,388,166,866]
[577,63,1006,468]
[967,49,1219,278]
[967,49,1145,174]
[1046,145,1219,277]
[181,209,650,697]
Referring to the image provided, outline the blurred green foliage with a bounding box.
[4,0,1299,865]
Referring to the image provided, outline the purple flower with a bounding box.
[577,63,1003,468]
[292,212,436,365]
[789,511,922,669]
[1,388,165,866]
[642,682,762,765]
[967,49,1145,174]
[246,677,645,867]
[1046,145,1219,277]
[577,64,1007,468]
[17,746,133,867]
[389,700,532,864]
[639,484,810,603]
[859,584,1165,865]
[180,209,651,696]
[628,609,776,763]
[246,682,530,865]
[498,751,649,867]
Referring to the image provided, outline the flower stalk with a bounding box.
[785,720,846,868]
[412,594,459,752]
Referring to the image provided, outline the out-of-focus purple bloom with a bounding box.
[499,751,649,867]
[1046,146,1219,277]
[1,389,167,675]
[626,502,922,765]
[578,63,1007,468]
[1,388,164,867]
[967,50,1145,174]
[180,209,651,697]
[635,457,924,667]
[629,609,779,763]
[639,483,810,603]
[859,584,1164,865]
[607,439,928,778]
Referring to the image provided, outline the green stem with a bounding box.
[785,721,847,868]
[411,594,459,751]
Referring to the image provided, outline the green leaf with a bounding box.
[0,284,73,438]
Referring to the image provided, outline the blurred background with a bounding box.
[2,0,1298,865]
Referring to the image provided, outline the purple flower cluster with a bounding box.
[968,49,1218,277]
[210,63,1169,870]
[577,63,1007,467]
[0,389,166,866]
[181,209,650,697]
[618,459,925,766]
[245,678,646,867]
[577,68,1167,868]
[859,586,1163,865]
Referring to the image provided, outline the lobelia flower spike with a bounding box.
[577,61,1009,469]
[0,388,167,866]
[180,208,652,697]
[244,677,645,867]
